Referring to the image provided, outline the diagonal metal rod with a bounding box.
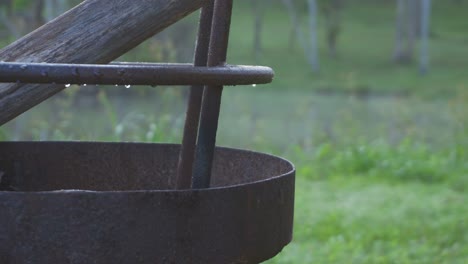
[192,0,233,189]
[176,3,215,189]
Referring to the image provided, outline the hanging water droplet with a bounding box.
[115,84,119,87]
[125,85,131,89]
[83,84,87,87]
[65,84,71,88]
[20,64,28,70]
[252,84,257,87]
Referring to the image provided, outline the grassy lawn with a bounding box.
[268,177,467,263]
[264,139,467,263]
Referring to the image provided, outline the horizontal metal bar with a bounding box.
[0,62,274,86]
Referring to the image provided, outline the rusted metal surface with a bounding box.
[0,142,295,264]
[192,0,234,189]
[0,62,273,86]
[176,3,215,190]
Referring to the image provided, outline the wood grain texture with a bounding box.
[0,0,209,125]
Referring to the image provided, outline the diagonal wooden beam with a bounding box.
[0,0,210,125]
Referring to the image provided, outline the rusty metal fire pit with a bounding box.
[0,142,294,263]
[0,1,295,263]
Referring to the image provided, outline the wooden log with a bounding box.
[0,0,209,125]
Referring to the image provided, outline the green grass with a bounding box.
[268,177,467,263]
[265,139,467,263]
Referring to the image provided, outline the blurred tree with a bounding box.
[412,0,422,37]
[0,0,12,15]
[45,0,69,21]
[281,0,319,72]
[419,0,431,74]
[280,0,302,51]
[33,0,45,28]
[0,0,52,39]
[307,0,319,72]
[0,0,20,39]
[318,0,342,58]
[393,0,418,64]
[251,0,267,62]
[393,0,432,67]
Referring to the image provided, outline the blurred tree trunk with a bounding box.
[45,0,54,21]
[393,0,417,64]
[393,0,405,62]
[58,0,69,14]
[281,0,319,72]
[0,0,20,39]
[45,0,70,21]
[251,0,266,63]
[33,0,46,28]
[412,0,422,37]
[419,0,431,74]
[307,0,320,72]
[0,0,12,15]
[321,0,342,58]
[281,0,301,51]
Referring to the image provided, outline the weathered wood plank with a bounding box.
[0,0,209,125]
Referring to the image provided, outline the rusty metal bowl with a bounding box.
[0,142,295,264]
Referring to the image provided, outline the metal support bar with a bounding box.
[0,62,273,86]
[192,0,233,189]
[176,3,215,189]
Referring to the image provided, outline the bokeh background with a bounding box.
[0,0,467,263]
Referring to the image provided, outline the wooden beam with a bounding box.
[0,0,209,125]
